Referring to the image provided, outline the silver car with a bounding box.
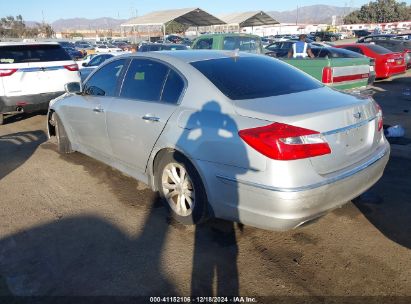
[48,50,390,231]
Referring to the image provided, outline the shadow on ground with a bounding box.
[353,156,411,249]
[0,130,47,180]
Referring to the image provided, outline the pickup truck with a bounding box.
[191,34,373,92]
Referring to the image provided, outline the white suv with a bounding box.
[0,42,81,124]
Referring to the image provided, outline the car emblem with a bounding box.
[353,112,362,119]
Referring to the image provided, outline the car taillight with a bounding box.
[322,66,333,84]
[238,122,331,161]
[64,64,79,71]
[0,69,17,77]
[375,102,383,132]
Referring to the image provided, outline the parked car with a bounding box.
[357,35,411,68]
[95,45,122,53]
[79,53,117,81]
[57,41,76,49]
[138,43,189,52]
[0,42,80,124]
[48,50,390,231]
[335,43,406,79]
[353,30,373,38]
[192,33,264,54]
[310,46,377,85]
[62,47,84,60]
[313,31,340,42]
[74,41,95,54]
[77,53,98,69]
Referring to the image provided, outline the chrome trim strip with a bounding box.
[322,116,376,136]
[216,146,389,193]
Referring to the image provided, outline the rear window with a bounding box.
[312,47,364,58]
[367,44,392,54]
[191,56,323,100]
[0,44,71,64]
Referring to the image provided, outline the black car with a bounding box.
[353,30,372,38]
[265,39,314,58]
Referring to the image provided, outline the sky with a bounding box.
[3,0,411,22]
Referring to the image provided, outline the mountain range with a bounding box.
[32,5,356,32]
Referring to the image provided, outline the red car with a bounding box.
[335,43,406,79]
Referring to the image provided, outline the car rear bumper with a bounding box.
[0,92,64,114]
[213,141,390,231]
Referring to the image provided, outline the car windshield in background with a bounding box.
[311,47,364,58]
[0,44,72,63]
[223,36,262,53]
[367,44,392,54]
[191,56,323,100]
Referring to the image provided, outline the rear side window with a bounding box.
[120,59,168,101]
[367,44,392,54]
[0,44,71,64]
[161,69,185,104]
[191,56,323,100]
[193,38,213,50]
[83,59,126,97]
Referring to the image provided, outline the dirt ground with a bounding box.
[0,76,410,302]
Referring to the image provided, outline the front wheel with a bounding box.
[54,114,73,154]
[155,151,208,225]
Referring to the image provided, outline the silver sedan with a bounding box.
[48,50,390,230]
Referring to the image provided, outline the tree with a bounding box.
[164,20,189,35]
[344,0,411,24]
[0,15,54,38]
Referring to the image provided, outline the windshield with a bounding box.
[191,56,322,100]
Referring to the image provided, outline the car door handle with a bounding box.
[93,107,104,113]
[142,115,160,122]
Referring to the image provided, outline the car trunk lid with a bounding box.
[234,87,382,174]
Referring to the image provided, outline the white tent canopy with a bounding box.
[220,11,279,28]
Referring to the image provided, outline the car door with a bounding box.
[106,58,185,172]
[63,58,127,159]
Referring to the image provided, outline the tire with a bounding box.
[0,114,4,125]
[55,114,73,154]
[155,151,208,225]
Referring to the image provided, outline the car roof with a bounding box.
[337,43,368,47]
[0,42,60,46]
[142,43,187,47]
[122,50,257,63]
[194,33,260,39]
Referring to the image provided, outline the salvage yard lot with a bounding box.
[0,72,410,298]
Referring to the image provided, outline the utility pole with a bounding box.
[296,6,299,25]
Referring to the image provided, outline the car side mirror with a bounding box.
[82,62,88,67]
[64,82,82,94]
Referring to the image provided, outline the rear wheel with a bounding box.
[55,114,73,154]
[155,151,208,225]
